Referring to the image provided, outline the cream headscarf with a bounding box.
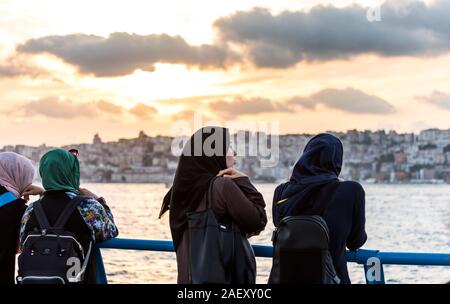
[0,152,35,198]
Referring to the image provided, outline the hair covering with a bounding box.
[291,133,343,185]
[39,148,80,194]
[273,133,343,225]
[0,152,35,198]
[160,126,230,250]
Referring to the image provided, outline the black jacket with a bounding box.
[300,181,367,283]
[0,186,27,284]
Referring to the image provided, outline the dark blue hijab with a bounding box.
[273,133,343,226]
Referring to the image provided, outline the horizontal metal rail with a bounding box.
[95,238,450,284]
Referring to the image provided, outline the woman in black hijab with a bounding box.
[167,126,229,249]
[160,126,267,283]
[272,133,367,284]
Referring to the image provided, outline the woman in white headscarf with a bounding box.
[0,152,43,284]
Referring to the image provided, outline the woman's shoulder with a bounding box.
[6,196,27,204]
[212,176,253,189]
[0,198,27,213]
[336,180,365,195]
[274,181,289,192]
[212,176,236,190]
[15,198,28,207]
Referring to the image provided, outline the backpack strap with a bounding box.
[33,200,51,231]
[0,192,17,208]
[206,176,218,210]
[54,196,86,230]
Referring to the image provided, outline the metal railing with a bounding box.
[95,238,450,284]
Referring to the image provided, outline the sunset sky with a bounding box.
[1,0,450,146]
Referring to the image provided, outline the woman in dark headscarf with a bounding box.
[160,126,267,283]
[168,126,229,249]
[272,133,367,284]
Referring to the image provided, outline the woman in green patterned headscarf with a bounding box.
[39,149,80,194]
[20,148,119,284]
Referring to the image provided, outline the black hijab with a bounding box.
[273,133,343,225]
[160,127,230,250]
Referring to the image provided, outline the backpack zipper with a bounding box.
[23,234,85,259]
[20,276,66,284]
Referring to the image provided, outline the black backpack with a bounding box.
[269,183,341,284]
[17,196,93,284]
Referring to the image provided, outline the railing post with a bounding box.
[95,247,108,284]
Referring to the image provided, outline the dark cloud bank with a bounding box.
[14,0,450,76]
[210,87,395,117]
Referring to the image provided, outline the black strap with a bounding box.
[54,196,86,229]
[206,177,218,209]
[159,187,172,219]
[33,200,51,230]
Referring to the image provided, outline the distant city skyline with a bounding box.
[3,128,450,184]
[0,125,450,148]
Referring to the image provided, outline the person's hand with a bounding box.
[22,184,44,201]
[217,168,247,179]
[78,188,99,200]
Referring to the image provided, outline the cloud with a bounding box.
[96,100,124,115]
[155,94,233,106]
[215,75,277,87]
[206,88,395,117]
[129,102,158,119]
[171,110,197,121]
[17,33,237,77]
[170,110,213,122]
[14,1,450,75]
[12,88,392,121]
[214,0,450,68]
[8,98,157,120]
[209,96,291,118]
[17,97,99,118]
[289,87,396,114]
[420,91,450,110]
[0,56,47,78]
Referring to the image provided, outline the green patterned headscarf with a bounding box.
[39,148,80,194]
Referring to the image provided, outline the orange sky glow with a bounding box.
[1,0,449,146]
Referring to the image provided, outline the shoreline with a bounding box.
[78,180,450,185]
